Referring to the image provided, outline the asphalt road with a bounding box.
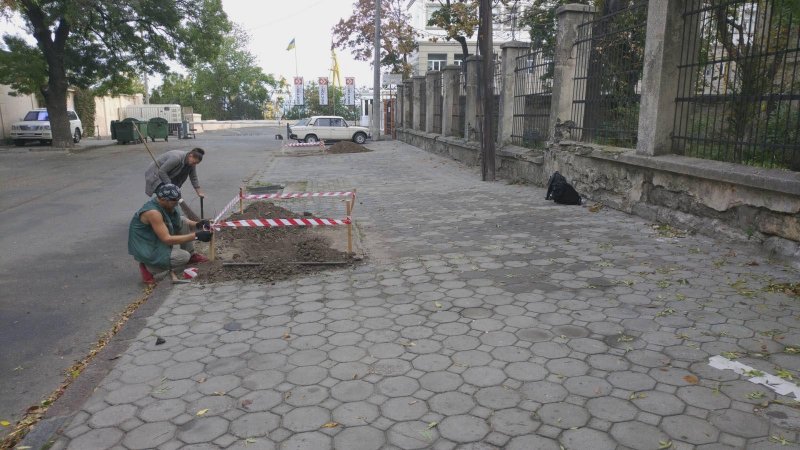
[0,127,281,434]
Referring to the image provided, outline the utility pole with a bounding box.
[479,0,495,181]
[372,0,381,140]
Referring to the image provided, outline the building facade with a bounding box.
[405,0,532,75]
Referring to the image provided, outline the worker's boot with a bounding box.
[139,263,156,285]
[188,253,209,264]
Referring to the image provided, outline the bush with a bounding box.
[74,88,96,137]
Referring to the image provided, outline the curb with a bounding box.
[16,280,174,450]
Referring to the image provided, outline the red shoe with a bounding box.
[188,253,209,264]
[139,263,155,285]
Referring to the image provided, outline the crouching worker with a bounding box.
[128,183,213,285]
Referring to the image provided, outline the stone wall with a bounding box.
[398,128,800,267]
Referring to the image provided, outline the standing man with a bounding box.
[145,148,206,199]
[129,183,213,285]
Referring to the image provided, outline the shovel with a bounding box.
[135,126,201,221]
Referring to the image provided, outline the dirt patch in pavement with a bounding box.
[195,201,357,283]
[327,141,371,154]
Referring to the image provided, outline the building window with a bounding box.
[453,54,465,66]
[426,5,442,28]
[428,53,447,71]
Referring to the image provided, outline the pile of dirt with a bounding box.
[195,201,357,283]
[327,141,371,154]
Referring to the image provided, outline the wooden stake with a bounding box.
[239,186,244,214]
[346,199,353,254]
[209,232,216,261]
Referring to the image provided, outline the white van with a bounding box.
[10,108,83,146]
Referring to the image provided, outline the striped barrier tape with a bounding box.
[213,217,351,229]
[213,195,241,224]
[285,142,325,148]
[242,191,354,200]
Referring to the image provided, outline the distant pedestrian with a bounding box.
[145,148,205,199]
[129,183,212,285]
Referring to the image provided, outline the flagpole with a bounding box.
[294,46,298,78]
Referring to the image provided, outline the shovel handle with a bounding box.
[200,197,204,220]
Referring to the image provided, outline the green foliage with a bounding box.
[0,0,231,145]
[73,87,96,137]
[0,35,47,96]
[333,0,419,77]
[151,26,283,120]
[284,81,360,121]
[520,0,593,53]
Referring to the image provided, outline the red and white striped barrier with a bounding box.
[213,195,241,224]
[285,142,326,148]
[214,217,351,229]
[242,191,354,200]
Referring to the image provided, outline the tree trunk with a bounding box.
[479,0,495,181]
[23,0,74,148]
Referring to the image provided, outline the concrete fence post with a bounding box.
[441,65,460,137]
[498,41,530,146]
[412,76,425,131]
[549,4,595,141]
[465,55,481,141]
[402,79,413,130]
[636,0,691,156]
[425,71,438,133]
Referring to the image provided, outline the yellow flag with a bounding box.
[286,38,295,51]
[331,48,342,88]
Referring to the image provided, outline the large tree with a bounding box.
[427,0,516,64]
[332,0,419,77]
[151,27,284,120]
[0,0,229,147]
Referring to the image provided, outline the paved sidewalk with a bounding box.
[51,140,799,449]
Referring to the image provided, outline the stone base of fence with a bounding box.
[398,129,800,268]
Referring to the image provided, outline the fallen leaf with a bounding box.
[658,440,673,449]
[196,408,209,416]
[282,331,292,340]
[683,374,699,384]
[212,391,225,396]
[17,447,33,450]
[197,377,207,383]
[427,421,438,429]
[408,400,419,405]
[321,422,339,428]
[588,203,604,213]
[434,302,443,308]
[241,399,253,409]
[0,420,9,427]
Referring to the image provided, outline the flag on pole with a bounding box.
[331,47,342,88]
[286,38,296,51]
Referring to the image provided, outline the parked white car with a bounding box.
[10,108,83,146]
[288,116,370,144]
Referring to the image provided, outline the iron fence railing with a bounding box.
[571,1,649,148]
[512,47,553,148]
[418,79,426,131]
[672,0,800,171]
[433,72,443,134]
[454,68,466,137]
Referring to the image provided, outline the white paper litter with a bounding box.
[708,355,800,399]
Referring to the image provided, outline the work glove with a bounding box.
[195,230,213,242]
[196,219,211,231]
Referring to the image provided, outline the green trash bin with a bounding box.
[135,120,148,143]
[147,117,169,142]
[116,119,137,144]
[110,120,119,141]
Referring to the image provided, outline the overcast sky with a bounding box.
[0,0,376,89]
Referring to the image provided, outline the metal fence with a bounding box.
[432,72,443,134]
[418,79,426,131]
[512,47,553,148]
[672,0,800,171]
[571,1,649,148]
[474,57,502,144]
[454,69,466,137]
